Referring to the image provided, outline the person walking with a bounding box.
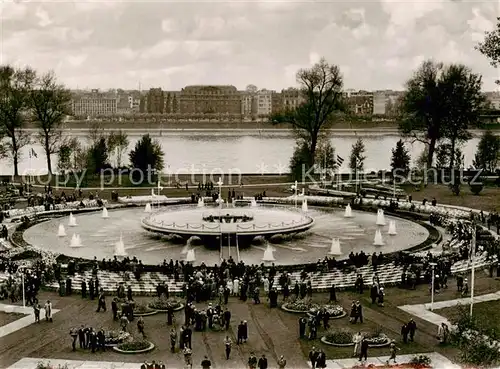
[137,316,145,338]
[248,352,258,369]
[353,332,362,357]
[183,346,193,369]
[408,319,417,342]
[258,354,268,369]
[44,300,52,322]
[224,335,232,359]
[33,300,40,323]
[70,328,78,351]
[386,342,400,364]
[277,355,287,369]
[359,337,369,363]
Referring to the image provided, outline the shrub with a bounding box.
[36,363,68,369]
[117,339,151,351]
[134,303,155,314]
[470,183,484,195]
[324,330,353,344]
[410,354,432,366]
[282,299,318,312]
[148,297,183,310]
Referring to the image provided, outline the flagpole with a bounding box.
[470,224,476,317]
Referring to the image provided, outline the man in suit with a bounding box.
[258,354,268,369]
[223,308,231,330]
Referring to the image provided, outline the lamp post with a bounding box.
[470,223,477,318]
[18,266,26,308]
[429,262,437,311]
[156,174,163,210]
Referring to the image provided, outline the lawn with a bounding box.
[0,311,26,327]
[400,184,500,213]
[436,299,500,335]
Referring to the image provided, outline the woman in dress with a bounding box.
[353,332,362,357]
[44,300,52,322]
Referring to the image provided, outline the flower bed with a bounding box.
[281,299,319,313]
[321,330,355,347]
[133,303,157,316]
[104,330,131,347]
[113,339,155,354]
[308,304,346,319]
[148,297,184,312]
[363,331,391,347]
[350,364,431,369]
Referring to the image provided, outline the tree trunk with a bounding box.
[12,135,19,177]
[449,137,456,170]
[44,134,52,174]
[427,138,437,168]
[309,134,318,168]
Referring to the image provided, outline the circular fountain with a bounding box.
[24,204,431,266]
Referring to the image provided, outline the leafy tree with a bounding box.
[87,137,109,174]
[439,64,485,168]
[391,139,411,175]
[107,130,129,167]
[271,58,346,167]
[476,17,500,85]
[399,60,484,168]
[473,130,500,172]
[29,71,72,174]
[435,143,464,169]
[289,141,311,181]
[315,139,336,174]
[349,138,366,172]
[129,134,164,180]
[0,65,36,176]
[57,137,80,172]
[415,147,429,170]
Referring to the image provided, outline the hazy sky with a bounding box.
[1,0,498,91]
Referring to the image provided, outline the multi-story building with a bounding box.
[241,93,257,117]
[281,87,303,110]
[271,92,283,114]
[71,89,117,117]
[485,91,500,110]
[179,85,241,114]
[343,90,374,115]
[256,89,273,116]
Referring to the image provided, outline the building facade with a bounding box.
[485,91,500,110]
[281,88,303,110]
[372,91,387,115]
[255,90,273,116]
[71,89,117,117]
[180,85,241,114]
[343,90,374,115]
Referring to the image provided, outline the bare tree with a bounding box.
[0,65,36,176]
[271,58,346,167]
[30,71,72,174]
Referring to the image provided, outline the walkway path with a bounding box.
[0,303,60,338]
[399,290,500,326]
[7,352,461,369]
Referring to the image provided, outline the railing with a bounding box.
[141,216,313,233]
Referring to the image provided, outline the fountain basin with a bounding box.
[23,205,430,266]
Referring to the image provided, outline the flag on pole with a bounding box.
[29,148,37,159]
[336,155,344,167]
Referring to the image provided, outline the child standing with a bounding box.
[387,342,400,364]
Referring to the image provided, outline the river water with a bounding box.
[0,129,483,175]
